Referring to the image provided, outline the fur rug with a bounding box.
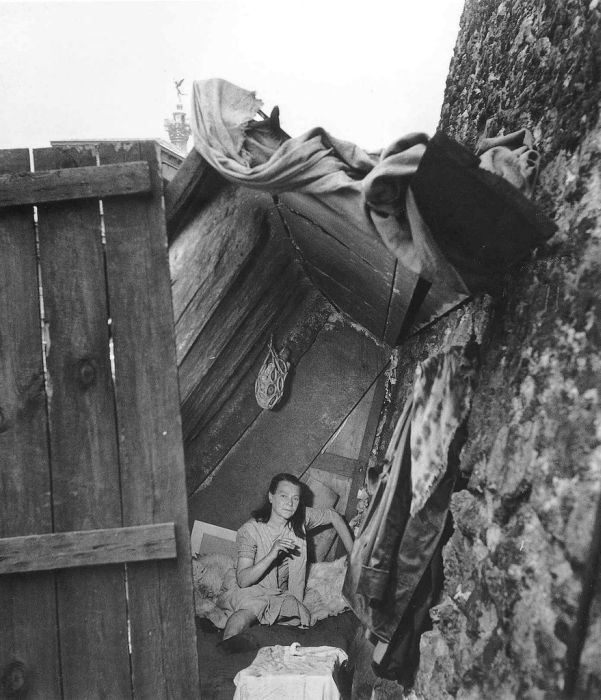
[192,553,233,629]
[192,553,349,628]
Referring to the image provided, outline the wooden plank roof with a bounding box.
[166,149,466,349]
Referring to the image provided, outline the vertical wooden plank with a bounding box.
[343,373,388,531]
[34,147,131,699]
[0,149,61,698]
[384,260,419,346]
[324,384,377,460]
[99,141,199,698]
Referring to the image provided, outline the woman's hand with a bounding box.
[236,532,299,588]
[269,535,298,560]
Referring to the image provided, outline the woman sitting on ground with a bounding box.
[220,472,354,644]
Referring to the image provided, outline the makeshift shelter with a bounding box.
[163,78,554,697]
[3,3,599,688]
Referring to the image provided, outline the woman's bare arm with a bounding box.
[236,535,298,588]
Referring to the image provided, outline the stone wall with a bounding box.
[375,1,601,697]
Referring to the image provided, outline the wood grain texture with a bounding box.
[0,161,151,207]
[277,203,392,339]
[187,318,388,530]
[384,260,420,346]
[34,146,131,699]
[177,209,293,404]
[278,192,464,342]
[180,262,308,443]
[184,289,332,496]
[164,148,226,241]
[310,453,361,478]
[0,149,61,699]
[0,523,176,574]
[301,261,384,336]
[170,185,277,363]
[99,141,200,699]
[344,373,387,525]
[278,190,396,273]
[325,383,377,461]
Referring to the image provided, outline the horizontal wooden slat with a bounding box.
[310,452,359,477]
[0,522,176,574]
[0,161,151,208]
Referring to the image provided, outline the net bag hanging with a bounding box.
[255,337,290,410]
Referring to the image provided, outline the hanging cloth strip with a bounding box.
[342,346,478,664]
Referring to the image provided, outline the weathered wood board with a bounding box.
[0,523,176,574]
[324,383,377,461]
[0,161,151,207]
[0,142,199,699]
[99,141,199,699]
[276,203,392,338]
[35,145,132,699]
[384,260,420,346]
[184,289,332,495]
[0,149,61,699]
[165,147,226,241]
[170,185,273,362]
[177,215,293,406]
[303,262,385,335]
[278,191,395,272]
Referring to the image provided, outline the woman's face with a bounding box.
[269,480,301,521]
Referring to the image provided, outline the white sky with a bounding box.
[0,0,465,152]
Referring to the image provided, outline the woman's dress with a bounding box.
[220,507,332,626]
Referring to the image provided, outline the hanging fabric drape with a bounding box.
[191,78,555,297]
[342,346,478,670]
[190,78,468,294]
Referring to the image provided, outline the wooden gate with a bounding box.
[0,142,199,698]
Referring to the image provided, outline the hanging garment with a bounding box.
[374,518,448,686]
[476,128,540,197]
[342,346,478,663]
[410,343,479,516]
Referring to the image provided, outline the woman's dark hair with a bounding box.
[252,472,305,539]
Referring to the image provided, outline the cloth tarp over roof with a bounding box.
[190,79,468,299]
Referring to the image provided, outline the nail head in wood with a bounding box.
[0,660,28,698]
[77,358,97,389]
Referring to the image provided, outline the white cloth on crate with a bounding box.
[190,78,468,295]
[233,644,348,700]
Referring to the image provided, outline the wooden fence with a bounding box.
[0,142,199,698]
